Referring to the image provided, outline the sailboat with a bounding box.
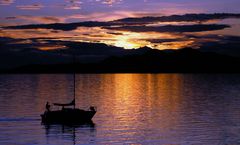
[41,63,97,124]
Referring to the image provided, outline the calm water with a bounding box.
[0,74,240,145]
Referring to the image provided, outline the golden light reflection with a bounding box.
[96,74,184,131]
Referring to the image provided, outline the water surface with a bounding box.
[0,74,240,144]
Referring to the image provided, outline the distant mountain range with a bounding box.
[1,35,240,73]
[3,47,240,73]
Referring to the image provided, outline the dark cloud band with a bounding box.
[3,13,239,32]
[104,24,230,33]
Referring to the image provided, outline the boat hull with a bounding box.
[41,108,96,124]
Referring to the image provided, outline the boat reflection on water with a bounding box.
[43,121,96,145]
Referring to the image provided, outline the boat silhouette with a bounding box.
[41,57,97,124]
[41,102,96,124]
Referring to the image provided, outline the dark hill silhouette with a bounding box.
[0,38,158,69]
[1,36,240,73]
[5,48,240,73]
[198,36,240,57]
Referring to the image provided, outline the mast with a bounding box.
[74,69,76,109]
[73,54,76,109]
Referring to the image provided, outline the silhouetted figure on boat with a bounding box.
[46,102,50,112]
[90,106,96,112]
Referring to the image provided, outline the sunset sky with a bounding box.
[0,0,240,69]
[1,0,240,24]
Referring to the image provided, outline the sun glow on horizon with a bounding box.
[1,16,240,51]
[113,33,148,49]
